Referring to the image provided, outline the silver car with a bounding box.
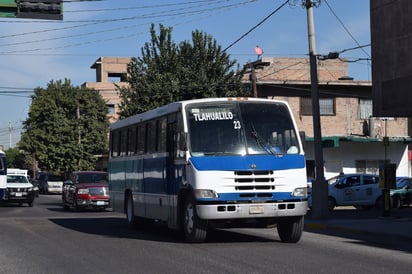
[37,173,64,194]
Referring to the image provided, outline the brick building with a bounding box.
[84,56,411,178]
[83,57,131,123]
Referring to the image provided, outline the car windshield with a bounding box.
[396,178,409,189]
[48,175,64,181]
[186,101,299,156]
[76,173,108,184]
[7,175,29,184]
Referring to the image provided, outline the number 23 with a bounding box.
[233,120,241,129]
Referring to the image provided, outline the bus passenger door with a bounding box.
[167,113,186,228]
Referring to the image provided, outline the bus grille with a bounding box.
[233,170,275,192]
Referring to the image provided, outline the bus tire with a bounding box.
[126,193,138,228]
[182,196,207,243]
[277,216,304,243]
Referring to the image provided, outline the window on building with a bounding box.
[358,99,372,119]
[107,104,115,115]
[108,72,127,82]
[356,160,384,175]
[300,97,335,116]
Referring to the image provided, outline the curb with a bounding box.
[304,221,412,241]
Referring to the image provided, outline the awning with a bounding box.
[305,136,411,148]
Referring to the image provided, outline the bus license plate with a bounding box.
[249,205,264,214]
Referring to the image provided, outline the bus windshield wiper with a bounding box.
[251,124,281,156]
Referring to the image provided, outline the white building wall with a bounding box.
[304,141,410,179]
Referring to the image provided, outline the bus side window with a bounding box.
[110,130,120,157]
[128,126,136,156]
[137,124,146,155]
[147,121,157,153]
[158,118,167,153]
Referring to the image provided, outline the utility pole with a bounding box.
[305,0,328,219]
[77,106,81,170]
[8,121,12,148]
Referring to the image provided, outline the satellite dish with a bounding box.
[254,46,263,58]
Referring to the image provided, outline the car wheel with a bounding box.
[182,195,207,243]
[375,196,383,209]
[62,195,70,211]
[404,193,411,206]
[392,196,401,209]
[28,201,34,207]
[277,216,304,243]
[72,197,79,211]
[327,197,336,211]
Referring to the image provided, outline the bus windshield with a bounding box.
[186,101,299,156]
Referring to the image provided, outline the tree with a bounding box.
[4,147,26,168]
[117,24,249,118]
[19,79,109,173]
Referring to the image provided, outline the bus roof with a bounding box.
[110,97,289,130]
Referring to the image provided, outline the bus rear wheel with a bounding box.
[277,216,304,243]
[182,196,207,243]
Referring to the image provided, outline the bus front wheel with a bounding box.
[182,196,207,243]
[126,193,138,228]
[277,216,304,243]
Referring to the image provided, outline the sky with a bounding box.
[0,0,371,149]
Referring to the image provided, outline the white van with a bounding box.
[6,168,36,207]
[327,173,382,210]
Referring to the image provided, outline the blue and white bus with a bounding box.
[109,97,308,243]
[0,149,7,202]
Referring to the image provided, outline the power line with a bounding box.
[324,0,370,58]
[64,0,224,13]
[223,0,289,52]
[0,0,257,54]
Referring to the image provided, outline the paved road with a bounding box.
[0,195,411,274]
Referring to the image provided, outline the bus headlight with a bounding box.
[194,189,218,199]
[292,187,307,197]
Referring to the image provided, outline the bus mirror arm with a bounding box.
[180,132,188,151]
[299,131,306,149]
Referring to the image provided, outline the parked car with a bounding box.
[391,177,412,208]
[326,173,382,211]
[28,177,39,197]
[6,168,35,207]
[37,173,64,194]
[62,171,109,211]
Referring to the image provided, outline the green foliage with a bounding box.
[4,147,25,168]
[117,24,249,118]
[18,79,109,173]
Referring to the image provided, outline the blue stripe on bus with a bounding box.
[189,154,305,171]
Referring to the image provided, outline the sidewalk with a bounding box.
[304,206,412,241]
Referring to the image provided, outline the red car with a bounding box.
[62,171,110,211]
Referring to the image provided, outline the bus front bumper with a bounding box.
[196,201,307,220]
